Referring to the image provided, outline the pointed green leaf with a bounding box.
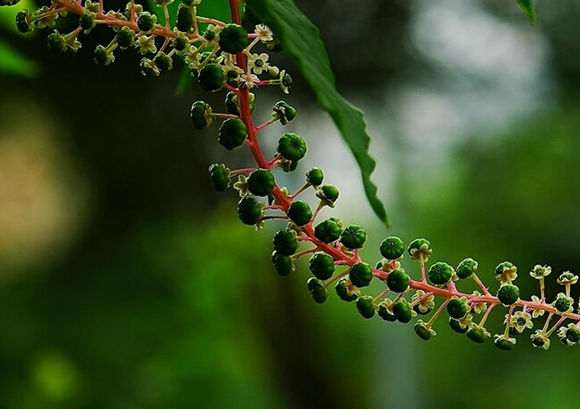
[517,0,536,24]
[246,0,390,226]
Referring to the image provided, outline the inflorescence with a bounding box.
[5,0,580,351]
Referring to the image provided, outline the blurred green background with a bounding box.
[2,0,580,408]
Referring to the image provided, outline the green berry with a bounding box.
[247,169,275,196]
[378,302,397,322]
[497,284,519,306]
[278,133,307,161]
[272,101,297,125]
[287,201,312,226]
[79,11,96,32]
[386,268,410,293]
[16,10,30,33]
[172,35,188,51]
[272,251,294,276]
[414,322,432,341]
[447,297,469,319]
[335,278,358,302]
[273,229,298,256]
[428,262,453,285]
[306,168,324,186]
[449,318,468,334]
[309,252,335,280]
[218,23,249,54]
[413,304,432,316]
[494,337,514,351]
[137,12,156,33]
[340,225,367,249]
[356,296,376,319]
[307,277,328,304]
[319,184,339,205]
[198,63,225,91]
[393,300,413,323]
[93,45,108,65]
[190,101,213,130]
[237,196,263,225]
[47,32,66,53]
[155,52,173,71]
[379,236,405,260]
[208,163,230,192]
[467,326,486,344]
[407,238,432,261]
[554,294,573,313]
[116,27,135,49]
[176,4,193,32]
[314,219,342,243]
[282,72,292,88]
[456,257,478,279]
[218,118,247,150]
[349,262,373,288]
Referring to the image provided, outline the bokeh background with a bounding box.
[2,0,580,408]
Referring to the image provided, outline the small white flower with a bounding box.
[530,295,545,318]
[255,24,273,42]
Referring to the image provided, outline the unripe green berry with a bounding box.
[349,262,373,288]
[116,27,135,49]
[314,219,342,243]
[307,277,327,304]
[386,268,410,293]
[198,63,225,91]
[218,118,247,150]
[273,229,298,256]
[16,11,30,33]
[449,318,468,334]
[137,12,156,33]
[176,4,193,32]
[93,45,109,65]
[208,163,230,192]
[554,294,573,313]
[428,262,453,285]
[467,326,486,343]
[237,196,263,225]
[218,23,249,54]
[79,11,96,32]
[47,32,66,53]
[456,257,478,279]
[272,251,294,276]
[379,236,405,260]
[278,133,307,161]
[319,184,339,205]
[155,52,173,71]
[306,167,324,186]
[393,300,413,323]
[447,297,469,319]
[413,304,432,315]
[494,337,514,351]
[335,278,358,302]
[272,101,297,125]
[287,201,312,226]
[172,35,188,51]
[190,101,213,130]
[340,225,367,249]
[378,302,397,321]
[407,238,432,261]
[497,284,519,306]
[414,322,433,341]
[247,169,275,196]
[356,296,376,319]
[308,252,335,280]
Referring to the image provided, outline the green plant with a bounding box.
[4,0,576,351]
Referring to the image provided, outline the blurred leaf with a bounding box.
[247,0,389,226]
[517,0,536,24]
[0,0,34,32]
[147,0,230,27]
[0,41,38,77]
[175,66,192,95]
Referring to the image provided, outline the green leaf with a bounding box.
[0,40,38,77]
[147,0,230,27]
[246,0,390,226]
[517,0,536,24]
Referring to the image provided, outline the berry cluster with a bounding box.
[5,0,580,350]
